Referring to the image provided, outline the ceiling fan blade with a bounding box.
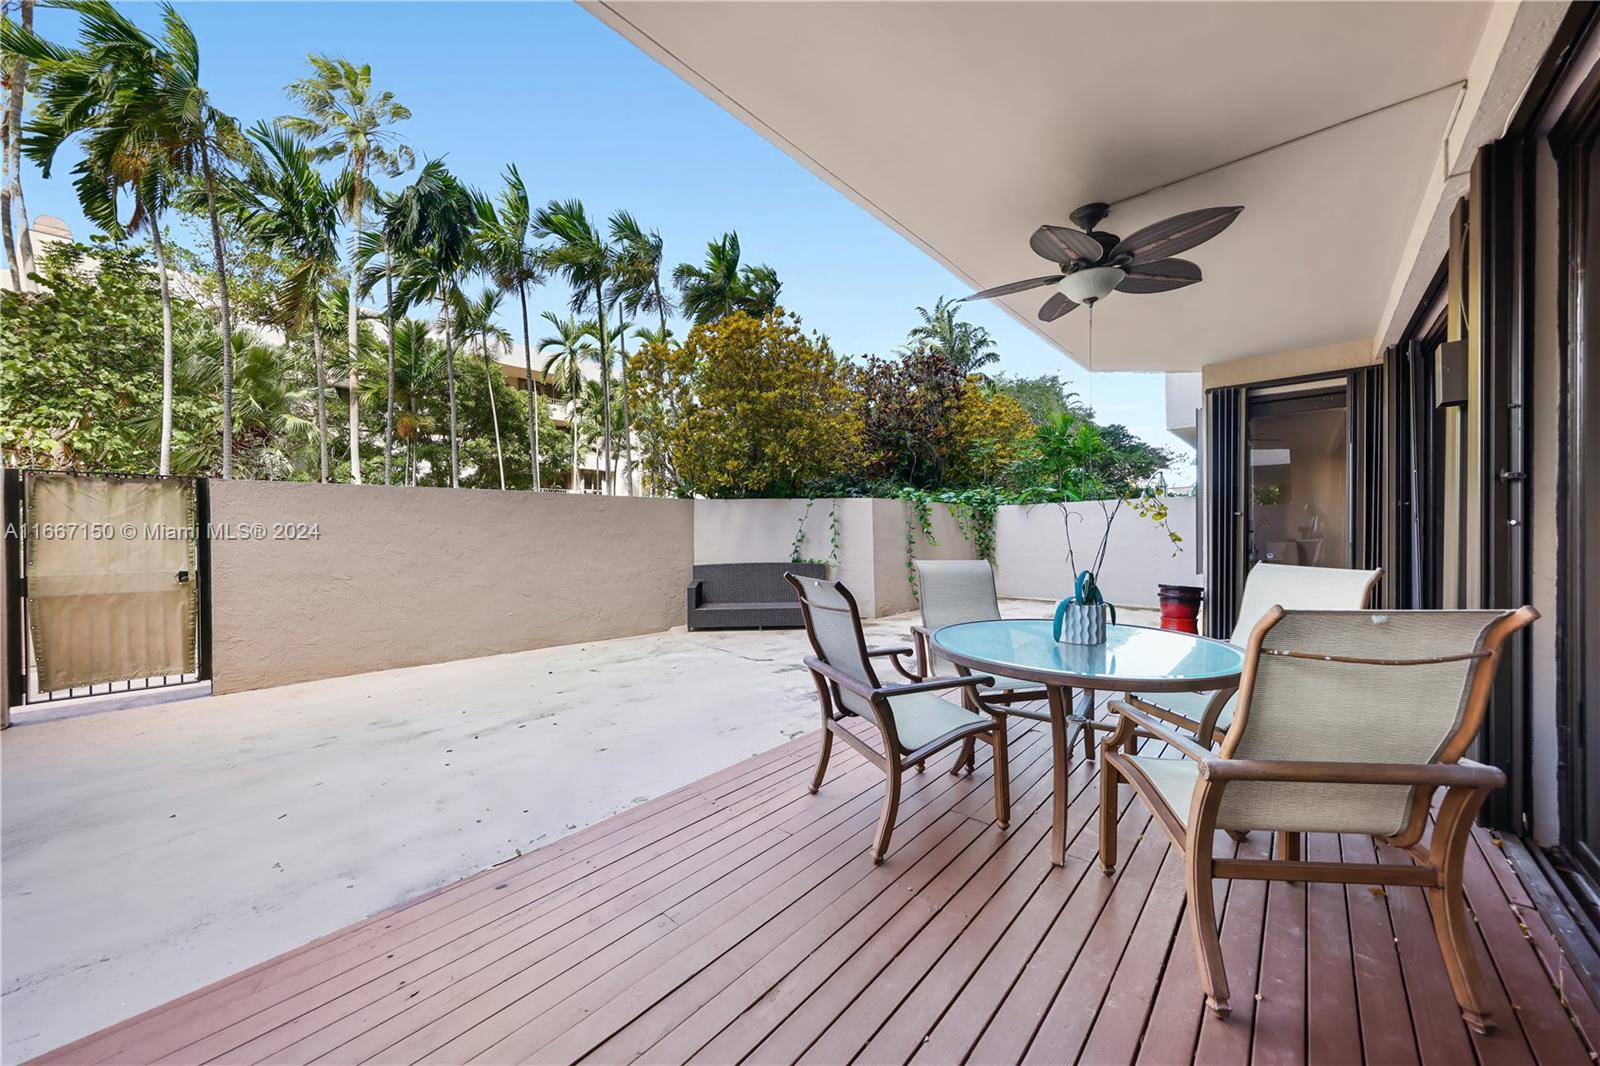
[1116,257,1202,294]
[1109,206,1243,266]
[1038,291,1079,321]
[1030,225,1104,265]
[960,274,1063,302]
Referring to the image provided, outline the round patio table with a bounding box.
[930,620,1245,866]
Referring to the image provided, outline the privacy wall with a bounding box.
[208,481,694,694]
[993,498,1200,606]
[691,498,975,617]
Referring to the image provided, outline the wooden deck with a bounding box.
[32,714,1600,1065]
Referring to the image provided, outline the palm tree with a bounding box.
[4,1,175,469]
[156,321,317,478]
[608,211,671,496]
[454,286,512,490]
[609,210,671,342]
[215,122,342,481]
[1,0,37,292]
[591,307,633,492]
[281,55,413,485]
[365,317,444,485]
[633,324,673,347]
[476,166,546,488]
[537,310,595,491]
[4,0,246,474]
[671,230,782,325]
[355,191,404,484]
[389,160,476,486]
[905,296,999,374]
[534,198,616,493]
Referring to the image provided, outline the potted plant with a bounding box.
[1018,424,1181,645]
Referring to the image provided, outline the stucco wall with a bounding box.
[691,497,978,617]
[208,481,693,694]
[993,498,1200,607]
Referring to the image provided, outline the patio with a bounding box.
[25,719,1600,1066]
[7,606,1597,1065]
[0,600,1027,1061]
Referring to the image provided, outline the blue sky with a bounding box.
[13,1,1192,479]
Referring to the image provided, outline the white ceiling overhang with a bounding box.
[585,1,1494,373]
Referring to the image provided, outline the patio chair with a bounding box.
[787,572,1011,864]
[911,560,1089,772]
[1099,604,1538,1034]
[1126,562,1381,746]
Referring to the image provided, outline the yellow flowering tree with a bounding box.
[629,310,861,497]
[948,381,1035,485]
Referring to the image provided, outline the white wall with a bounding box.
[691,498,978,617]
[993,498,1200,607]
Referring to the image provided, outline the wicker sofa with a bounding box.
[686,561,823,630]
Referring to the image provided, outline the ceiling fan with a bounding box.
[959,202,1243,322]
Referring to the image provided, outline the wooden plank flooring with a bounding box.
[29,714,1600,1065]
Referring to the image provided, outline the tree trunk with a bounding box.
[618,325,633,495]
[570,377,580,492]
[518,282,539,490]
[383,240,396,486]
[198,137,237,479]
[1,0,35,292]
[655,275,668,340]
[441,286,459,487]
[593,282,613,495]
[346,168,363,483]
[312,326,329,482]
[149,219,175,475]
[482,329,505,490]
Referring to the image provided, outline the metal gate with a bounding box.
[3,469,212,709]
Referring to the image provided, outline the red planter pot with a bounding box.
[1157,583,1203,634]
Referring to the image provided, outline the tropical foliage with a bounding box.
[629,310,858,498]
[2,2,1180,511]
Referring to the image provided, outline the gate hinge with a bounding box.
[1497,469,1525,482]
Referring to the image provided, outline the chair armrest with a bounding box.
[878,673,995,698]
[867,644,922,682]
[1106,699,1215,763]
[686,579,703,611]
[909,625,934,680]
[1198,756,1506,789]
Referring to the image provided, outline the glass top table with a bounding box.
[929,620,1244,867]
[930,619,1245,693]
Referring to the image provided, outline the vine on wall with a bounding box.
[789,499,841,567]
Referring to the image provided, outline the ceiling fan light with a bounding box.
[1060,265,1125,304]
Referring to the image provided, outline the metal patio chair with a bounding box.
[1126,562,1381,746]
[911,560,1089,772]
[1099,604,1537,1034]
[787,572,1012,864]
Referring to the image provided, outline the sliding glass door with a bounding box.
[1245,382,1350,570]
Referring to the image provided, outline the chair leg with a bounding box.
[950,736,975,776]
[872,762,903,865]
[1428,787,1497,1033]
[1079,691,1095,762]
[989,723,1010,829]
[1225,830,1250,843]
[1276,830,1301,863]
[1186,825,1230,1017]
[809,724,832,795]
[1099,754,1120,874]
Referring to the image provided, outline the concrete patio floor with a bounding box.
[0,598,1084,1062]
